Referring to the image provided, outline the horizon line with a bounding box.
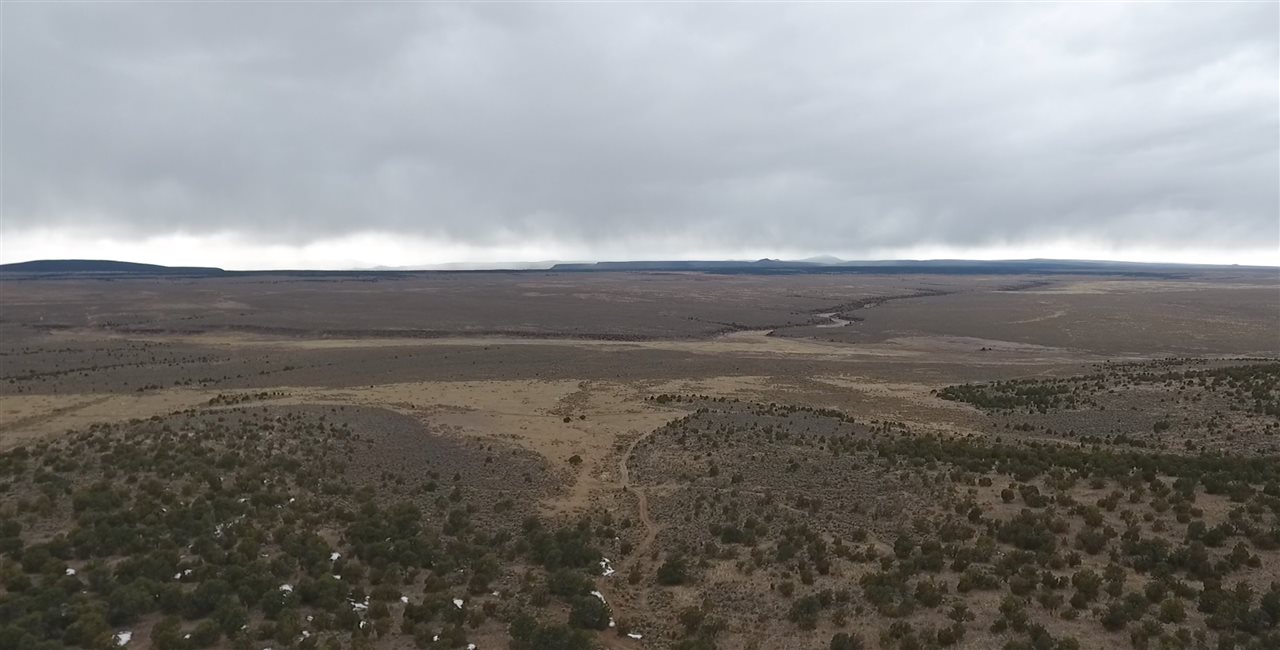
[2,256,1277,273]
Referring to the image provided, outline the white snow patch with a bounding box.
[599,557,615,577]
[114,631,132,646]
[400,596,409,604]
[330,552,341,561]
[279,584,293,593]
[627,632,643,640]
[452,598,465,609]
[65,568,76,576]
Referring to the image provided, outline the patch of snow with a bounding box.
[599,557,615,577]
[608,618,616,628]
[452,598,465,609]
[279,584,293,593]
[65,568,76,576]
[330,552,341,561]
[589,590,606,603]
[466,645,476,650]
[400,596,409,604]
[114,631,132,646]
[627,632,643,640]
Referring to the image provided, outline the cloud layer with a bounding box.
[3,3,1277,267]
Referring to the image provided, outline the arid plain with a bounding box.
[1,269,1278,650]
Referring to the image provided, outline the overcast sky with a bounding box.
[2,2,1277,269]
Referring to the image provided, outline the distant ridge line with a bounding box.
[0,258,1271,277]
[0,259,226,275]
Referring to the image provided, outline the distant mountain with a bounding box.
[801,255,847,264]
[367,261,562,271]
[551,259,822,271]
[548,258,1267,275]
[0,259,225,275]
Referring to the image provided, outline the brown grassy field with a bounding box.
[1,269,1277,650]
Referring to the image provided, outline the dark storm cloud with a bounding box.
[3,2,1277,258]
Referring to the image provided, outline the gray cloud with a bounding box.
[3,2,1277,261]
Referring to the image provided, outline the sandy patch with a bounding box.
[0,389,226,449]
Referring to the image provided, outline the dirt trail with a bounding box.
[618,425,660,562]
[590,426,663,650]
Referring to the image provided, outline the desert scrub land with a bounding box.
[611,374,1280,650]
[0,406,631,650]
[937,361,1280,454]
[2,367,1279,649]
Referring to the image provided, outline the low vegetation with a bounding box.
[623,367,1280,649]
[0,407,623,649]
